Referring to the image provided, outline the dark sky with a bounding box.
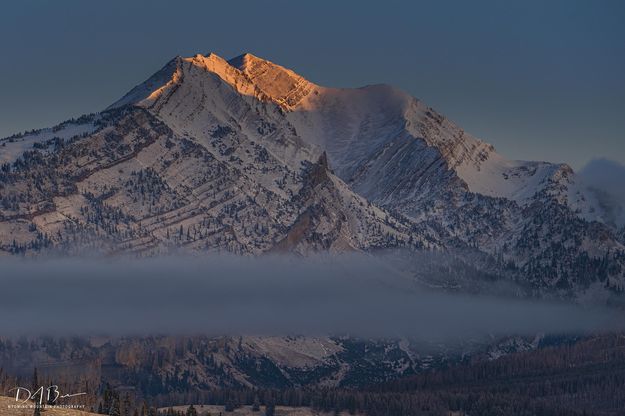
[1,0,623,169]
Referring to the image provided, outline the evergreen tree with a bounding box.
[103,383,113,414]
[122,393,132,416]
[109,396,121,416]
[252,396,260,412]
[186,405,197,416]
[32,367,39,392]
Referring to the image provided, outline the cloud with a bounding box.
[579,158,625,201]
[0,254,622,340]
[578,158,625,227]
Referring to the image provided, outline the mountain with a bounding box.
[3,334,623,415]
[0,335,535,393]
[1,52,623,298]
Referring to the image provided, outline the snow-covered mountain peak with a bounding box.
[106,53,603,215]
[226,52,316,109]
[109,52,316,111]
[3,51,625,296]
[227,52,265,70]
[107,56,183,110]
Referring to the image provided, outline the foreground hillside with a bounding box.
[160,404,353,416]
[0,336,462,393]
[161,334,625,416]
[0,396,99,416]
[3,334,624,416]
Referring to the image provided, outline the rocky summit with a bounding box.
[1,52,624,300]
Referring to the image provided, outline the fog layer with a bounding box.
[0,255,622,339]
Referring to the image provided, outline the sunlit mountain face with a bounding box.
[1,52,624,299]
[1,50,624,416]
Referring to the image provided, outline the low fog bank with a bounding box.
[0,255,622,339]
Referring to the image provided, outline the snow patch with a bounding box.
[0,118,99,165]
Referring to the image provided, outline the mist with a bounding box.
[579,158,625,200]
[579,158,625,226]
[0,254,622,340]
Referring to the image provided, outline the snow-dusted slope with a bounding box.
[286,80,584,212]
[0,51,623,297]
[0,53,432,257]
[109,52,588,211]
[0,115,99,165]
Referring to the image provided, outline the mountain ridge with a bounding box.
[1,51,623,299]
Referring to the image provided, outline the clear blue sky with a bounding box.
[1,0,623,169]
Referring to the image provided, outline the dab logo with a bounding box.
[9,386,86,405]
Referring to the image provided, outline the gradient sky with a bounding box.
[1,0,623,169]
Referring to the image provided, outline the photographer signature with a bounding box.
[9,386,87,405]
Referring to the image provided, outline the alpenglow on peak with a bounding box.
[109,52,315,111]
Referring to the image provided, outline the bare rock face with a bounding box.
[1,51,624,297]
